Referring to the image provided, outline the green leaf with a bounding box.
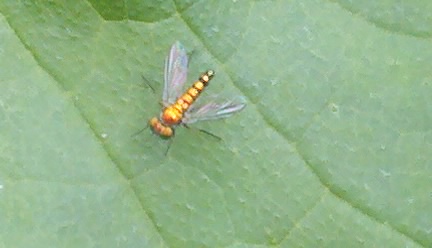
[0,0,431,247]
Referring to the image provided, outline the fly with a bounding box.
[146,41,246,153]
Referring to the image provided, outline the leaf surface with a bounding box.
[0,1,431,247]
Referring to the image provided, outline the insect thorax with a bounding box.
[161,106,183,126]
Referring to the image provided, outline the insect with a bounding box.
[146,41,246,153]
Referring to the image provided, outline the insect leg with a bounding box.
[187,50,195,66]
[131,122,149,137]
[182,124,222,141]
[164,130,175,156]
[141,74,155,93]
[198,128,222,141]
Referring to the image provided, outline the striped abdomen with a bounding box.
[160,70,214,126]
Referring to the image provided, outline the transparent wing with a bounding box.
[183,96,247,124]
[163,41,188,105]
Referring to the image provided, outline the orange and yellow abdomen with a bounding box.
[150,70,215,137]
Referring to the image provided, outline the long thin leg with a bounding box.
[165,138,174,156]
[187,50,195,66]
[164,129,175,156]
[183,124,222,141]
[141,74,155,93]
[197,128,222,141]
[131,123,149,137]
